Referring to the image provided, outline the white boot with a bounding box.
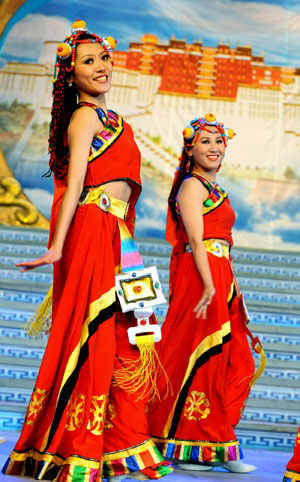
[109,473,148,481]
[109,476,128,482]
[178,462,213,471]
[221,460,257,473]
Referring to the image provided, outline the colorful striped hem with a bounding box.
[152,437,243,463]
[103,439,165,477]
[2,449,102,482]
[284,469,300,482]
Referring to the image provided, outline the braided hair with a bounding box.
[48,33,98,179]
[168,149,193,221]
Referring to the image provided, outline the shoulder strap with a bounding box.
[76,101,107,124]
[188,174,213,193]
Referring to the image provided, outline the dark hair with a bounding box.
[168,149,193,220]
[48,33,95,179]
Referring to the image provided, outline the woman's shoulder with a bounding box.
[177,176,208,202]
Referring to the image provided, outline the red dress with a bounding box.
[149,175,255,463]
[283,431,300,481]
[2,105,167,482]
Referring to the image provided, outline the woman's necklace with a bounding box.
[192,171,217,188]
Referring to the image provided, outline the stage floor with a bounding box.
[0,431,291,482]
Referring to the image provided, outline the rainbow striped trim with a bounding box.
[2,450,102,482]
[102,439,164,477]
[152,437,242,463]
[284,470,300,482]
[118,218,144,272]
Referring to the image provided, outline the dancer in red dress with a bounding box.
[2,20,172,482]
[283,430,300,481]
[149,113,263,473]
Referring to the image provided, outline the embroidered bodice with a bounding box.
[176,174,235,246]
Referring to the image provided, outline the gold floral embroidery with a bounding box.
[183,391,210,421]
[87,394,108,435]
[296,432,300,445]
[104,400,116,429]
[25,388,48,425]
[65,389,86,431]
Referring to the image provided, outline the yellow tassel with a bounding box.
[249,342,267,388]
[112,334,171,402]
[24,284,53,338]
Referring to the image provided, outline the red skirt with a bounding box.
[2,203,165,481]
[283,427,300,481]
[149,249,255,463]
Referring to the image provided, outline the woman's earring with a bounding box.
[68,82,73,87]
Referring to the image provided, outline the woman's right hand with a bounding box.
[193,283,216,319]
[16,249,62,272]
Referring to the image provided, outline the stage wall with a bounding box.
[0,0,300,249]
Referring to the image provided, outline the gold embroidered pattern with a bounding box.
[184,391,210,421]
[87,394,108,435]
[65,389,86,431]
[104,400,116,429]
[25,388,48,425]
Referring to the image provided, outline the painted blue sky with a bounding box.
[1,0,300,67]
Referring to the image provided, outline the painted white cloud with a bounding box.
[232,228,300,251]
[151,0,300,65]
[254,212,300,234]
[2,14,71,61]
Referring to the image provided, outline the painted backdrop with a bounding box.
[0,0,300,249]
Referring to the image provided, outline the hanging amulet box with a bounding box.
[116,266,166,313]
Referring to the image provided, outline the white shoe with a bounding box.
[108,474,126,482]
[178,462,213,471]
[221,460,257,473]
[109,476,131,482]
[109,473,148,481]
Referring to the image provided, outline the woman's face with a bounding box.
[191,127,225,173]
[70,42,113,97]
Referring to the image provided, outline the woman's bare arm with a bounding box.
[177,177,215,319]
[16,108,101,271]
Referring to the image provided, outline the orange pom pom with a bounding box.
[72,19,86,30]
[227,128,235,139]
[57,42,72,59]
[205,113,216,122]
[106,36,116,50]
[182,126,194,139]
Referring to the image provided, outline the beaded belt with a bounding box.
[185,239,230,259]
[78,185,129,220]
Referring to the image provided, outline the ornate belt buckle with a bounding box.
[116,266,166,313]
[212,241,223,257]
[99,192,111,211]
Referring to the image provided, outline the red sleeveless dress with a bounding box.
[2,105,168,481]
[149,175,255,463]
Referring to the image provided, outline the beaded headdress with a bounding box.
[182,113,235,148]
[52,19,116,83]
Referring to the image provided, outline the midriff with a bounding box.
[99,180,132,203]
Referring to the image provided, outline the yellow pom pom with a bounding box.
[106,36,116,50]
[182,126,194,139]
[227,128,235,139]
[72,19,86,30]
[57,42,72,59]
[205,113,216,122]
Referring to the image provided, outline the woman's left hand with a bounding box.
[16,249,62,272]
[193,283,215,319]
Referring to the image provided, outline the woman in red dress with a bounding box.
[2,20,172,482]
[149,114,258,473]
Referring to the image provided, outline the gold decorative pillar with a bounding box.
[0,0,27,38]
[0,146,49,229]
